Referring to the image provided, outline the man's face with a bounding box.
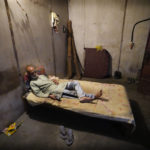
[27,66,38,80]
[30,70,38,80]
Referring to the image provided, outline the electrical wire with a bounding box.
[131,17,150,43]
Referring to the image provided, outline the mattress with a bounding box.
[26,79,136,131]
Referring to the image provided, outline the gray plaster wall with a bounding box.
[0,0,68,130]
[8,0,55,75]
[52,0,68,77]
[7,0,68,76]
[69,0,150,78]
[0,0,24,130]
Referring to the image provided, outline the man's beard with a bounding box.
[31,75,38,80]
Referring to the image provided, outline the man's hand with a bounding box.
[49,94,57,100]
[52,79,59,85]
[48,75,59,85]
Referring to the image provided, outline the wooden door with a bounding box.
[139,30,150,95]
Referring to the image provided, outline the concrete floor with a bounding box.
[0,78,150,150]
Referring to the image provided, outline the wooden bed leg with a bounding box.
[121,123,136,137]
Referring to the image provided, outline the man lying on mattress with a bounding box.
[24,65,103,103]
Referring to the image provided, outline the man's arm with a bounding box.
[30,81,59,100]
[30,81,50,98]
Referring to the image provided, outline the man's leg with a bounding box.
[65,81,95,100]
[62,89,78,98]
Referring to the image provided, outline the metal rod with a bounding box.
[118,0,128,71]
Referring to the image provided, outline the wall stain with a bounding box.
[129,65,138,73]
[9,7,41,64]
[21,18,30,31]
[10,8,30,32]
[0,67,20,95]
[30,0,49,9]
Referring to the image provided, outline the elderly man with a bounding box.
[24,65,37,92]
[25,65,102,103]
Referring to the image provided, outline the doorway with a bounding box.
[138,30,150,95]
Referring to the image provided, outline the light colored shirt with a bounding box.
[30,75,67,100]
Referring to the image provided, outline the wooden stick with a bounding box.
[67,20,72,78]
[72,33,81,79]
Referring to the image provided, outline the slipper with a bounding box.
[65,129,74,146]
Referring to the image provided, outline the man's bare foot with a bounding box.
[95,90,103,99]
[79,97,93,103]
